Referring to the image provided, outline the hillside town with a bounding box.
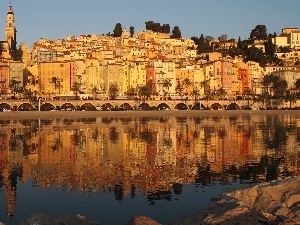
[1,4,300,103]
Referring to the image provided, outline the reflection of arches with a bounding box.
[101,103,113,111]
[40,103,55,111]
[191,103,207,110]
[138,102,150,110]
[80,103,96,111]
[0,103,11,111]
[119,103,133,111]
[60,103,76,111]
[20,119,35,126]
[18,103,35,111]
[210,103,223,110]
[226,103,240,110]
[157,103,170,110]
[102,117,113,124]
[159,117,169,123]
[175,103,188,110]
[120,118,132,124]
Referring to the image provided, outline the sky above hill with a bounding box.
[0,0,299,47]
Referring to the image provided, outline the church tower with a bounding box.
[5,3,17,60]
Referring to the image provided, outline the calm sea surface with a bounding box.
[0,112,299,225]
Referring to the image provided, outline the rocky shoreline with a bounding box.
[4,176,298,225]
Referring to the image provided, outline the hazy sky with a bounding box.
[0,0,299,47]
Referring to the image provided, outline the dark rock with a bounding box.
[124,216,161,225]
[20,213,100,225]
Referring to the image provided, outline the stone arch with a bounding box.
[18,103,35,111]
[174,103,188,110]
[138,102,150,110]
[210,103,224,110]
[80,103,96,111]
[191,103,207,110]
[40,103,55,111]
[119,102,133,111]
[157,103,170,110]
[226,102,240,110]
[60,103,76,111]
[0,103,11,111]
[101,103,114,111]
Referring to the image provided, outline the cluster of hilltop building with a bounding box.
[1,4,300,99]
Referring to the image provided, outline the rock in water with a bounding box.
[20,213,100,225]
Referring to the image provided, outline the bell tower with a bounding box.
[5,3,17,60]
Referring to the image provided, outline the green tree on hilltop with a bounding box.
[171,26,181,38]
[250,25,268,41]
[113,23,122,37]
[129,26,135,38]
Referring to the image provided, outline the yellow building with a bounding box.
[129,60,147,90]
[39,61,74,95]
[85,58,100,93]
[102,62,125,96]
[175,64,194,97]
[193,64,205,96]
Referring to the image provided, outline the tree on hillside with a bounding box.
[113,23,122,37]
[129,26,135,38]
[244,46,265,64]
[265,35,276,56]
[250,25,268,41]
[145,21,170,33]
[192,34,213,54]
[171,26,181,38]
[218,34,228,41]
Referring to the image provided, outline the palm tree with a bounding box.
[191,89,200,106]
[262,74,280,96]
[71,81,81,99]
[259,91,271,109]
[182,78,191,99]
[295,78,300,90]
[243,87,254,107]
[91,86,98,100]
[200,80,210,106]
[27,73,39,87]
[175,80,184,100]
[9,79,21,98]
[284,91,297,109]
[51,77,60,94]
[163,79,172,99]
[216,87,227,100]
[200,80,210,97]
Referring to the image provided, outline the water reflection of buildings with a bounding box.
[0,114,299,220]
